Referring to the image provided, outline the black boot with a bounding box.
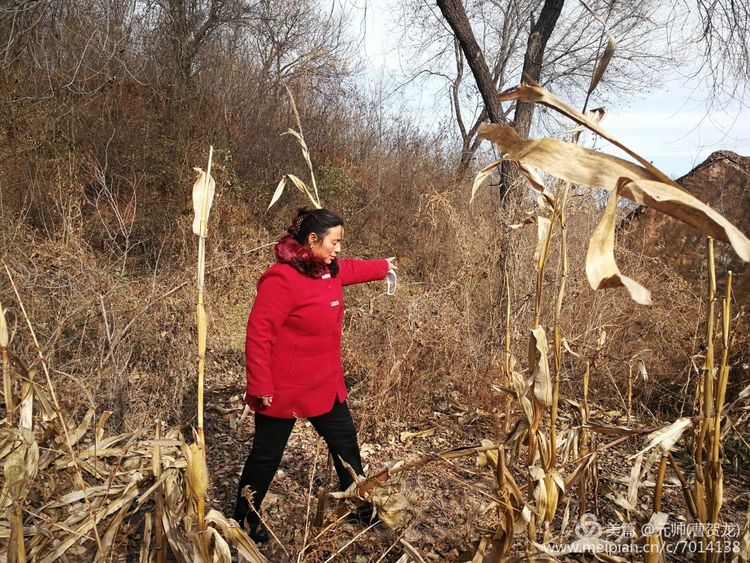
[247,521,270,544]
[239,512,270,544]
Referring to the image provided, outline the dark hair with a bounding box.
[288,207,344,245]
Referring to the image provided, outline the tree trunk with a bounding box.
[439,0,564,196]
[436,0,505,126]
[512,0,565,137]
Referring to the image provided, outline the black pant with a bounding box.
[234,399,364,525]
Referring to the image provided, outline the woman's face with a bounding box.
[309,225,343,264]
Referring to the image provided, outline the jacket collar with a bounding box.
[274,234,337,279]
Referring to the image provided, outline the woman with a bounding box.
[234,207,395,543]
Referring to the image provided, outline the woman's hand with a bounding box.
[386,256,397,270]
[257,395,273,409]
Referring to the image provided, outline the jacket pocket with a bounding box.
[273,341,299,383]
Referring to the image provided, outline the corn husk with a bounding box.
[192,167,216,236]
[534,217,552,268]
[0,303,8,348]
[588,35,616,95]
[530,327,552,407]
[182,442,208,506]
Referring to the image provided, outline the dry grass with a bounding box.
[0,60,749,563]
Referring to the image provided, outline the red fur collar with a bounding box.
[274,234,336,278]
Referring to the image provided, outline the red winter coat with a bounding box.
[245,235,389,418]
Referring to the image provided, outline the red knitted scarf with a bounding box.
[274,234,337,278]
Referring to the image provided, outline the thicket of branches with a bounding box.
[0,0,746,437]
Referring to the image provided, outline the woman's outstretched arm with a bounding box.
[337,257,394,286]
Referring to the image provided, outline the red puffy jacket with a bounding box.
[245,237,389,418]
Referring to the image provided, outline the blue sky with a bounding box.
[596,82,750,178]
[347,0,749,179]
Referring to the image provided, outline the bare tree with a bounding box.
[152,0,255,81]
[402,0,671,175]
[692,0,750,98]
[437,0,506,125]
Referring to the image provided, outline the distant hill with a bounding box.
[626,151,750,303]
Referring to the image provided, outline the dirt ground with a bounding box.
[200,363,750,562]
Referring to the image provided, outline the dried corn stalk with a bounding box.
[269,86,323,210]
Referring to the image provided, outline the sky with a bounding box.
[344,0,750,179]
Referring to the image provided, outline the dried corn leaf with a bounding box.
[268,176,287,210]
[630,418,693,459]
[479,123,658,188]
[31,382,56,422]
[562,338,580,358]
[161,509,193,563]
[478,124,750,261]
[517,164,554,210]
[192,167,216,236]
[584,422,641,436]
[399,427,435,442]
[145,438,184,448]
[47,484,128,508]
[287,174,311,198]
[470,535,490,563]
[627,453,643,509]
[544,472,560,522]
[537,430,552,469]
[68,407,95,447]
[204,509,268,563]
[615,177,750,261]
[371,483,409,528]
[559,427,580,462]
[586,185,651,304]
[136,467,177,508]
[95,410,112,442]
[529,465,546,481]
[95,488,138,560]
[569,108,607,135]
[565,454,596,489]
[637,359,648,382]
[477,439,497,468]
[495,78,675,186]
[530,327,552,407]
[193,527,232,563]
[284,129,313,176]
[39,483,139,563]
[470,159,503,203]
[1,432,38,506]
[505,418,530,461]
